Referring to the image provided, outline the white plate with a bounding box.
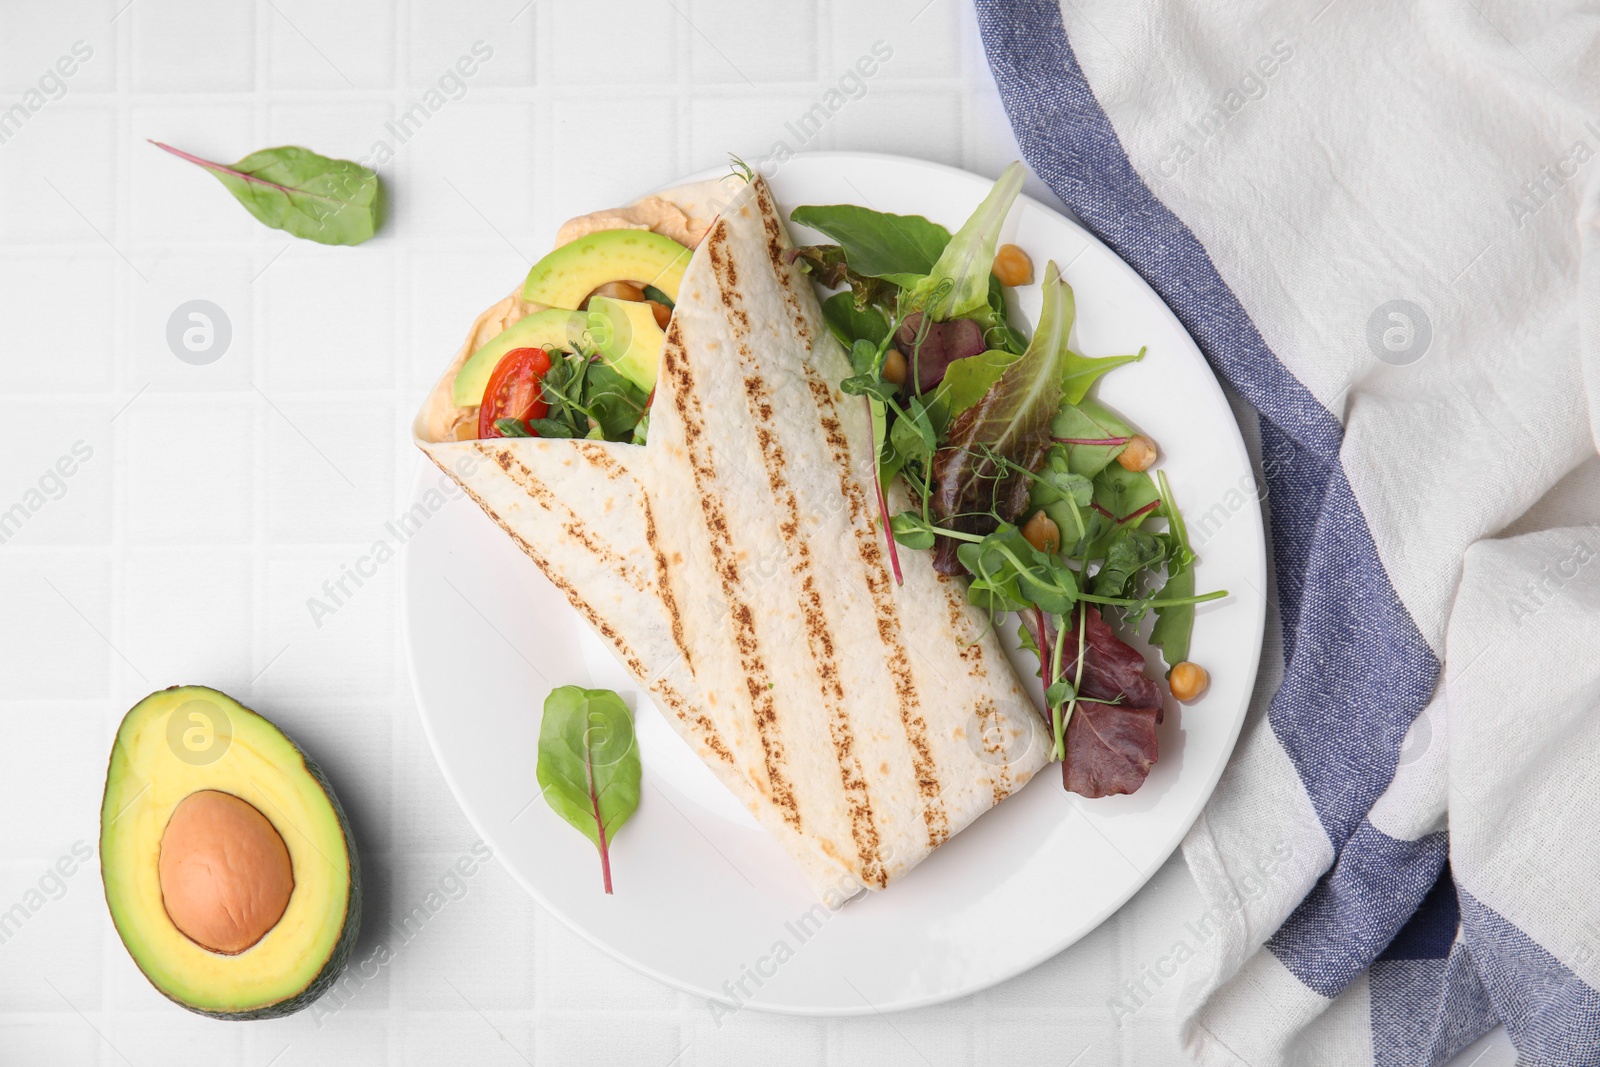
[402,153,1267,1015]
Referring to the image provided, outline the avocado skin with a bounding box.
[100,685,363,1021]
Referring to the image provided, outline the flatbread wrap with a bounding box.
[413,173,1051,896]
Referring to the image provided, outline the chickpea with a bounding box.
[1020,510,1060,554]
[992,243,1034,288]
[881,346,908,387]
[1169,661,1209,703]
[1116,434,1158,472]
[646,299,672,330]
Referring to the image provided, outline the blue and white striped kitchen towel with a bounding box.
[974,1,1600,1063]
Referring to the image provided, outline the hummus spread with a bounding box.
[554,195,711,250]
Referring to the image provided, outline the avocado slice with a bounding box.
[100,686,361,1020]
[588,296,665,392]
[522,229,692,310]
[452,308,586,408]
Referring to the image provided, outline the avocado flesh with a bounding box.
[452,308,586,409]
[588,296,665,392]
[522,229,691,310]
[100,686,360,1020]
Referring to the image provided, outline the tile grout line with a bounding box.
[108,0,132,1035]
[21,76,980,103]
[253,0,272,715]
[108,0,130,756]
[390,0,408,1057]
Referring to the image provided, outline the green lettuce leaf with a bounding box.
[927,348,1022,426]
[904,161,1025,321]
[1061,346,1146,405]
[788,205,951,285]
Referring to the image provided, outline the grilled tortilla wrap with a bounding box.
[414,174,1050,895]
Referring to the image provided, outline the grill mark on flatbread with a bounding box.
[743,374,775,423]
[474,444,649,594]
[426,448,735,767]
[798,366,950,848]
[641,494,693,675]
[939,576,988,677]
[753,180,816,345]
[661,302,800,828]
[655,679,735,766]
[720,243,885,884]
[974,697,1012,805]
[573,440,624,478]
[705,230,750,331]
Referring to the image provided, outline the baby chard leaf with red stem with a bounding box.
[1051,398,1136,478]
[150,141,380,246]
[535,686,641,894]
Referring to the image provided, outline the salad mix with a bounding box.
[787,162,1226,797]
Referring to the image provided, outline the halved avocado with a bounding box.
[100,686,361,1020]
[522,229,691,310]
[452,307,587,408]
[588,295,665,392]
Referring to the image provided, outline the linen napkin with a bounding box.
[974,1,1600,1063]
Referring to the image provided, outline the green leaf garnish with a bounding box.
[821,291,891,349]
[151,141,380,246]
[1149,471,1197,673]
[789,204,952,286]
[535,350,648,443]
[840,374,899,402]
[889,395,937,466]
[868,396,903,586]
[528,417,576,439]
[848,338,880,376]
[535,686,641,895]
[889,511,938,550]
[1052,399,1137,478]
[1090,528,1166,598]
[493,418,533,438]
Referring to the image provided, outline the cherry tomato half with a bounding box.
[478,347,554,438]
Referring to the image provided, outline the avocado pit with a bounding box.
[158,789,294,955]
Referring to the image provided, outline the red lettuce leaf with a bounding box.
[1021,606,1163,798]
[896,312,988,393]
[1062,701,1160,799]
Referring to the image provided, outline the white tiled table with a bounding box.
[0,2,1517,1064]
